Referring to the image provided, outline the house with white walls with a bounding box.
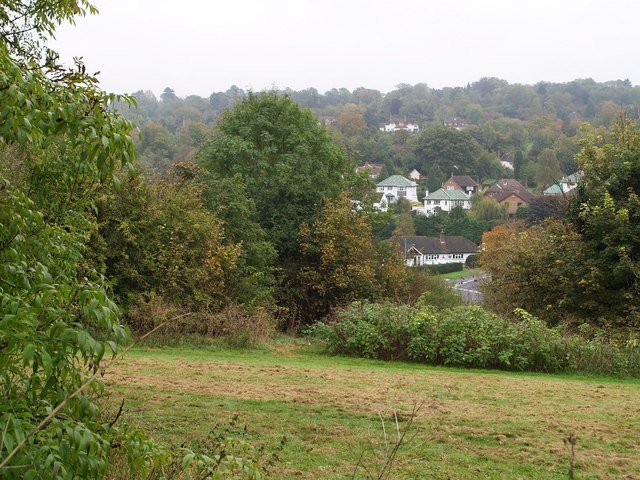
[380,121,420,133]
[376,175,419,204]
[394,233,479,266]
[420,188,471,216]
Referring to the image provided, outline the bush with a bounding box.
[465,254,479,268]
[312,302,640,376]
[427,263,464,274]
[127,295,277,347]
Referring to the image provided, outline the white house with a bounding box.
[394,233,479,266]
[373,192,393,212]
[381,121,420,133]
[420,188,471,216]
[376,175,419,204]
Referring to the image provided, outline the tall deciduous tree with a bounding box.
[566,115,640,322]
[198,91,355,258]
[411,126,483,177]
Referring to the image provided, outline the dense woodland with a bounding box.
[1,1,640,478]
[130,79,640,190]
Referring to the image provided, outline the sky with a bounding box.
[51,0,640,98]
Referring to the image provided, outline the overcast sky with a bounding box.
[51,0,640,98]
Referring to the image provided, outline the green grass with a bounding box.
[435,267,479,280]
[104,339,640,479]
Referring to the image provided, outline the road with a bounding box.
[445,272,488,303]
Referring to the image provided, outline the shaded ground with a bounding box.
[105,340,640,479]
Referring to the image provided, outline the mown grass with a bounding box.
[435,267,479,280]
[104,338,640,479]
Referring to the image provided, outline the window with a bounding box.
[398,186,406,191]
[447,186,454,190]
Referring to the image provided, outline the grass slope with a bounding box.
[104,339,640,479]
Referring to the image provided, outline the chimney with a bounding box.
[440,230,446,244]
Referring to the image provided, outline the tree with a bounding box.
[425,164,445,192]
[199,91,354,258]
[0,2,149,477]
[411,126,484,177]
[565,115,640,323]
[96,170,242,311]
[298,193,381,317]
[535,148,563,190]
[480,221,590,324]
[469,196,508,227]
[160,86,178,102]
[198,92,359,324]
[526,195,568,226]
[336,103,368,137]
[1,5,263,477]
[393,212,415,236]
[482,117,640,327]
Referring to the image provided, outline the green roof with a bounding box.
[377,175,415,187]
[543,184,563,195]
[424,188,470,201]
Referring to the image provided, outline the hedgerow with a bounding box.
[311,302,640,376]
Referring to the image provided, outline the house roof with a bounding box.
[356,162,382,174]
[543,171,582,196]
[377,175,416,187]
[486,178,536,203]
[424,188,470,201]
[395,235,479,255]
[492,189,537,203]
[487,178,528,194]
[448,175,479,188]
[543,184,563,195]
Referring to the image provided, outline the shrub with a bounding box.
[312,302,640,376]
[415,277,462,310]
[427,263,463,274]
[127,296,277,347]
[465,254,479,268]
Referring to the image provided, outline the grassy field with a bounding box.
[104,339,640,479]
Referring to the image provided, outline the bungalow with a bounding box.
[376,175,418,203]
[543,172,582,196]
[442,175,479,196]
[420,188,471,216]
[395,233,479,266]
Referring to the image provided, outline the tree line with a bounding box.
[130,78,640,192]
